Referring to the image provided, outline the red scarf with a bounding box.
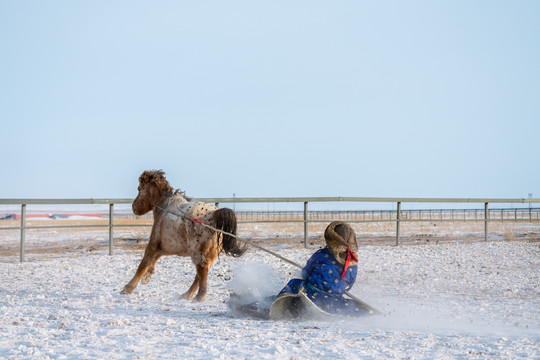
[341,244,358,280]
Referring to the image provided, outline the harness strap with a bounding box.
[341,244,358,280]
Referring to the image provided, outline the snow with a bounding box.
[0,230,539,359]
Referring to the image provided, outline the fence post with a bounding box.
[109,203,114,255]
[304,202,308,248]
[484,202,489,242]
[396,201,401,246]
[20,204,26,262]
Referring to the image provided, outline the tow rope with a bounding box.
[159,203,381,315]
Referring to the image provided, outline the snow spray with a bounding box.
[341,296,535,337]
[227,262,283,302]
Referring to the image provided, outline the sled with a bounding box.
[228,290,373,320]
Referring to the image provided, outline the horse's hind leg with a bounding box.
[121,245,157,294]
[190,239,218,302]
[141,254,162,285]
[180,259,214,301]
[180,271,200,300]
[193,264,211,302]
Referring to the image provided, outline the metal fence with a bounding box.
[1,197,539,262]
[234,208,540,222]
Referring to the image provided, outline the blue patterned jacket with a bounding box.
[277,247,366,316]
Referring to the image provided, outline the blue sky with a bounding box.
[1,1,538,200]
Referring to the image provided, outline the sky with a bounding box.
[1,1,539,201]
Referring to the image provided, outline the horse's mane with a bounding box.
[140,169,192,201]
[174,189,192,202]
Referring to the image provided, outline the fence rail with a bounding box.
[233,208,540,222]
[1,197,539,262]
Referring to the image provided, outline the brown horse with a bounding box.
[121,170,246,301]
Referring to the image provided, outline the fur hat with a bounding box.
[324,221,358,266]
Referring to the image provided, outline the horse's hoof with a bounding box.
[120,286,134,294]
[193,294,206,302]
[180,292,193,301]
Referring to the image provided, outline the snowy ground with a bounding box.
[0,225,539,359]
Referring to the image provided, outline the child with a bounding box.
[228,221,369,320]
[269,221,369,319]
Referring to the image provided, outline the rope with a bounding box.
[156,201,381,315]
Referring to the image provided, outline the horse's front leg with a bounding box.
[141,254,162,284]
[121,244,158,294]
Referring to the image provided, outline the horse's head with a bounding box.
[132,170,173,215]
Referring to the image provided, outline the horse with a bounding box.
[121,170,247,301]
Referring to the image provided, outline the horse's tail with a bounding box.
[213,208,247,257]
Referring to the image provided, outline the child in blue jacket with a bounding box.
[269,221,368,319]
